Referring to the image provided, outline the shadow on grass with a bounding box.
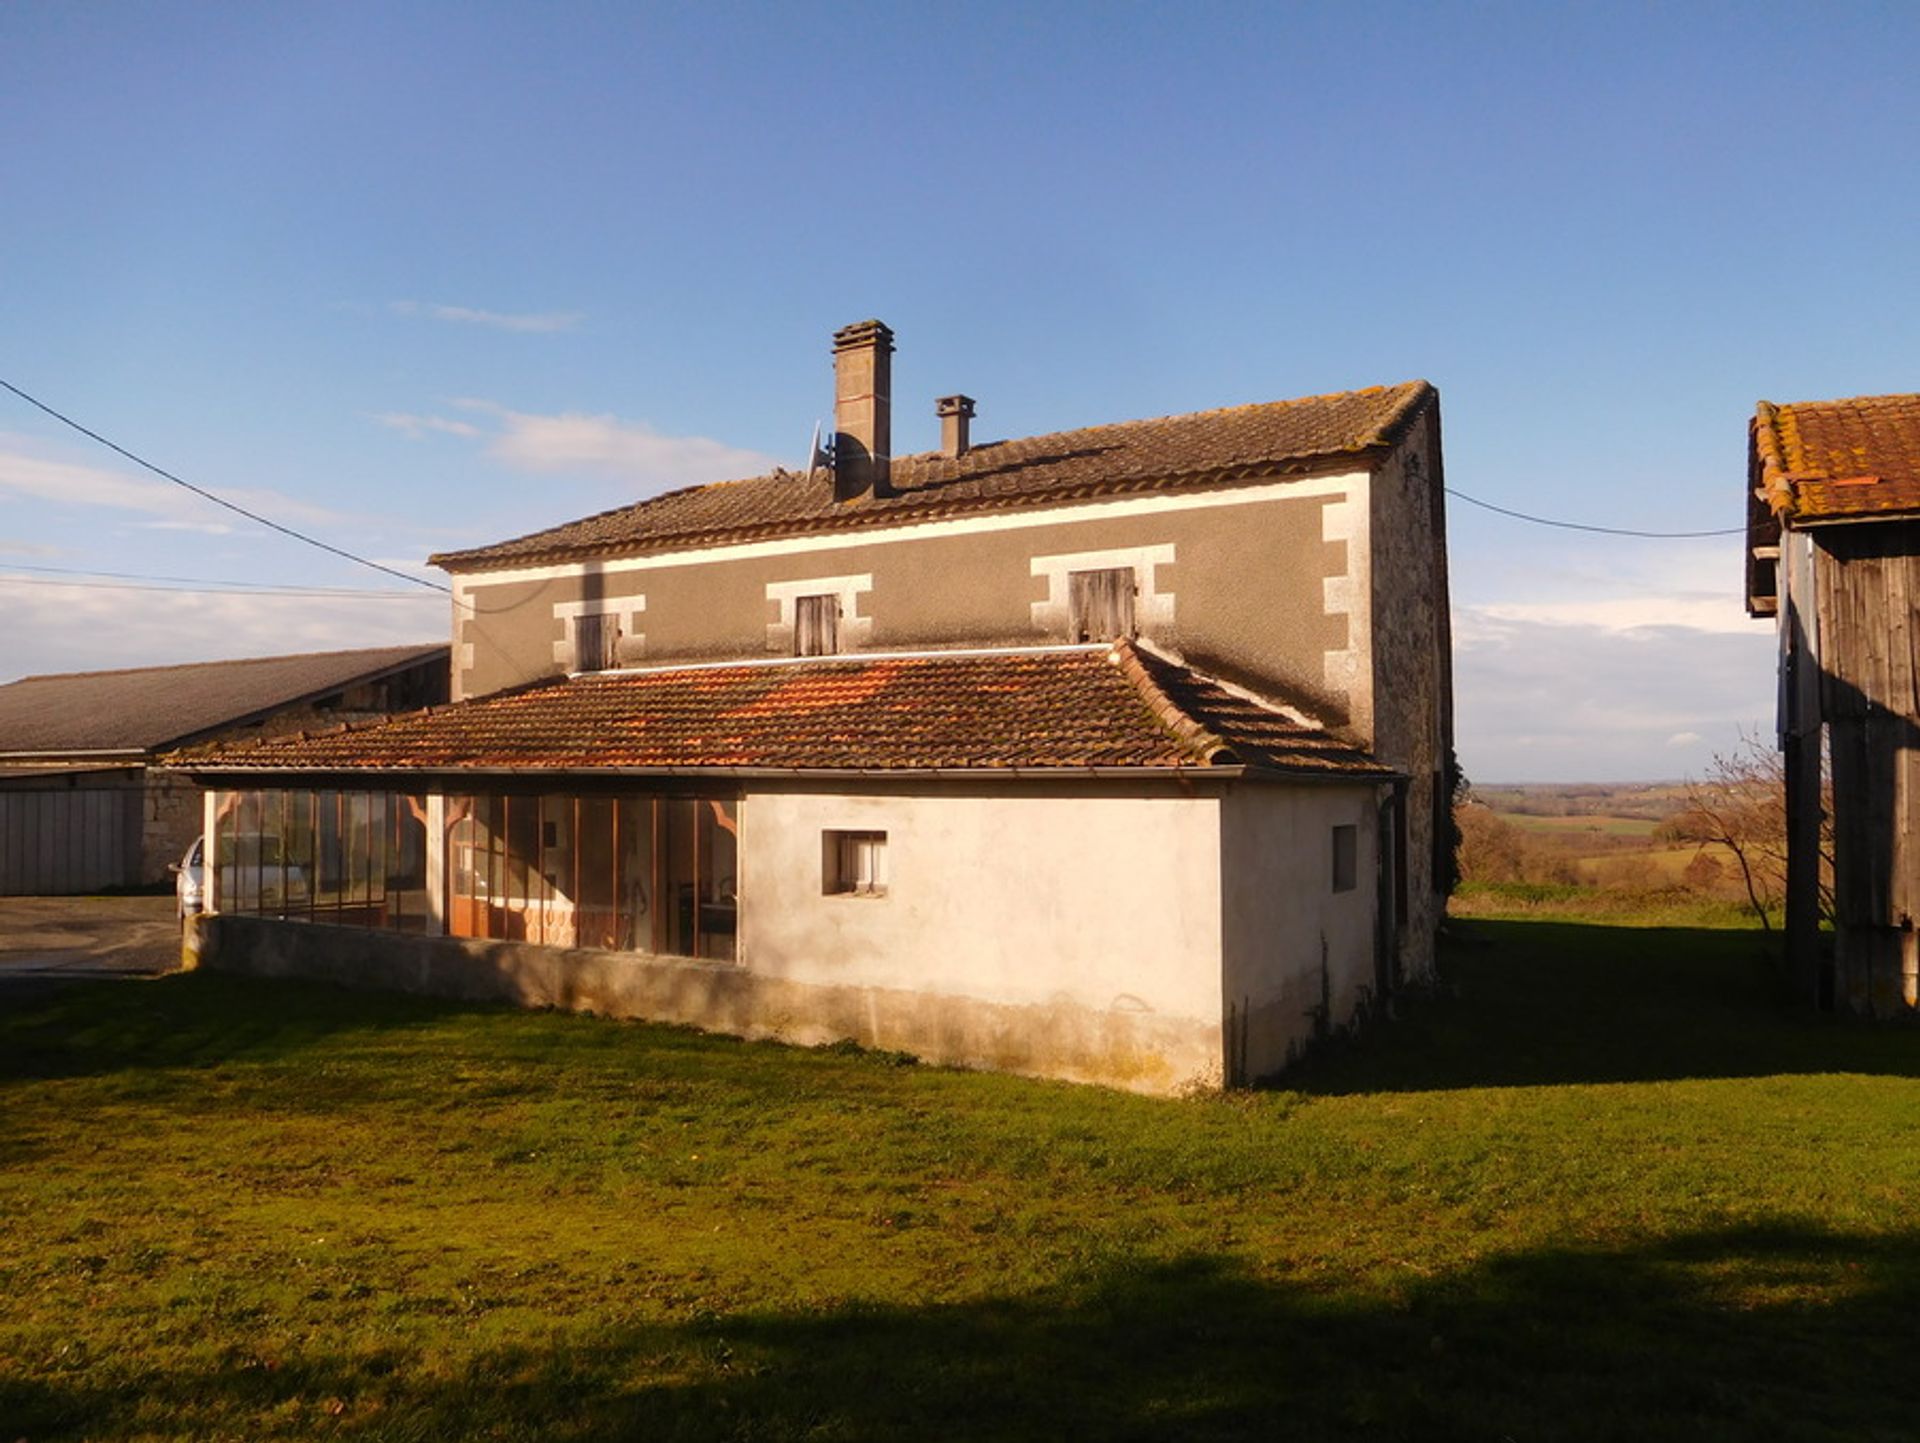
[1293,918,1920,1095]
[0,970,498,1084]
[5,1222,1919,1442]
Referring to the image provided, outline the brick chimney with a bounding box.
[937,394,975,458]
[832,319,893,500]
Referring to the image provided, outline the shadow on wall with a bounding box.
[6,1224,1920,1440]
[1819,661,1920,1015]
[1287,918,1920,1095]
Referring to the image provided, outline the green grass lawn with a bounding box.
[6,919,1920,1441]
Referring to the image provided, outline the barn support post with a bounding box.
[201,788,220,915]
[425,792,448,934]
[1783,727,1825,1007]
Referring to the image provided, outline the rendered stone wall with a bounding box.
[448,476,1362,724]
[187,913,1223,1096]
[140,771,204,883]
[1364,409,1453,984]
[1218,780,1383,1082]
[739,786,1225,1029]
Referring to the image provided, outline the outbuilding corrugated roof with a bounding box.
[432,382,1435,572]
[167,643,1389,780]
[0,644,449,757]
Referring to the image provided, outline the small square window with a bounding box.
[824,829,887,896]
[1331,824,1358,893]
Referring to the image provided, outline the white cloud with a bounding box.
[0,439,351,530]
[1441,526,1782,780]
[382,399,779,493]
[484,407,777,487]
[390,300,583,334]
[0,580,442,684]
[1452,605,1775,783]
[1475,594,1754,635]
[133,520,236,536]
[374,411,484,440]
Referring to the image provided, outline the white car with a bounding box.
[171,834,309,919]
[171,837,206,920]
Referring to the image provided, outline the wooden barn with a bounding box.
[1748,392,1920,1012]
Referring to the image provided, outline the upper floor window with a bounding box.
[573,613,619,673]
[795,594,842,656]
[1068,568,1136,642]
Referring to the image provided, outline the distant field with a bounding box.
[1495,811,1663,839]
[1474,782,1691,822]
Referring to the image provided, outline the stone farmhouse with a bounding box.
[178,321,1455,1092]
[1747,391,1920,1014]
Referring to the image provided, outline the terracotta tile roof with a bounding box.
[168,643,1389,780]
[1752,393,1920,525]
[432,382,1435,572]
[0,644,449,757]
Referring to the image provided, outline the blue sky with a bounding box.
[3,2,1916,781]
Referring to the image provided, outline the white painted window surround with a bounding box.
[551,596,647,671]
[1031,544,1175,636]
[449,473,1363,592]
[1318,479,1370,704]
[766,574,873,653]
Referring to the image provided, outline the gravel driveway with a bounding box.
[0,895,181,998]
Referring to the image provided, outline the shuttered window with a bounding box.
[795,594,842,656]
[1068,568,1136,642]
[573,613,618,673]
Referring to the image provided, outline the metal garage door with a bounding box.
[0,787,141,895]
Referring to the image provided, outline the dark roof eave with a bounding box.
[0,748,150,762]
[168,760,1397,785]
[1784,508,1920,530]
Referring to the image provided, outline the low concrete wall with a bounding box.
[188,914,1222,1095]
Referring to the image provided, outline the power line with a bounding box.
[0,571,440,600]
[0,376,451,593]
[1445,487,1745,539]
[0,560,437,596]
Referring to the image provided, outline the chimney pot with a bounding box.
[831,319,894,500]
[937,394,976,458]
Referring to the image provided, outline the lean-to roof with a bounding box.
[168,643,1388,780]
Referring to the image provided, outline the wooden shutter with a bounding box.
[574,614,618,672]
[795,594,841,656]
[1068,568,1136,642]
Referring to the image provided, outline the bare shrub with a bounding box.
[1668,733,1831,930]
[1456,803,1525,883]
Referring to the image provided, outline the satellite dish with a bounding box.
[805,420,835,480]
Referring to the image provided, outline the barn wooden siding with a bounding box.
[1814,526,1920,1013]
[0,781,143,895]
